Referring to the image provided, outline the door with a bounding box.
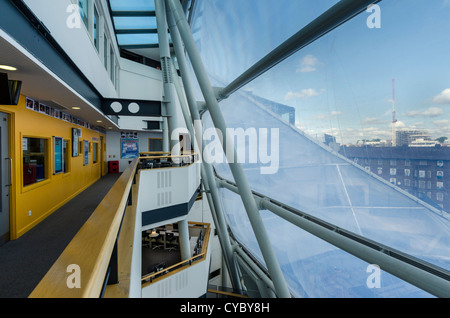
[0,112,10,246]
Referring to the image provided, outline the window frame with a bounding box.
[93,142,99,164]
[94,5,100,52]
[53,136,64,175]
[78,0,90,31]
[22,136,50,189]
[148,138,163,152]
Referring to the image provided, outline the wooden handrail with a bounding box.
[141,222,210,285]
[138,153,200,171]
[29,158,139,298]
[140,151,172,155]
[207,289,249,298]
[141,252,207,283]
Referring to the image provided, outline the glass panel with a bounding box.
[116,33,159,46]
[110,45,115,82]
[23,137,47,186]
[113,17,157,30]
[190,0,339,86]
[104,35,108,69]
[63,140,70,173]
[93,143,98,164]
[195,0,450,298]
[149,138,163,152]
[94,7,100,51]
[78,0,89,29]
[109,0,155,12]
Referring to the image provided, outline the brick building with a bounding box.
[340,146,450,213]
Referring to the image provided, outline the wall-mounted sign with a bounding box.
[121,139,139,159]
[54,137,63,174]
[84,140,89,166]
[72,128,79,157]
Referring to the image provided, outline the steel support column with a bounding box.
[177,219,191,261]
[218,176,450,298]
[166,9,243,291]
[166,0,291,298]
[217,0,382,100]
[155,0,180,157]
[156,0,189,261]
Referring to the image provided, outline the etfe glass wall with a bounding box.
[191,0,450,297]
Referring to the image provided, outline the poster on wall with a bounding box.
[72,128,79,157]
[84,140,89,166]
[54,137,63,174]
[26,97,34,110]
[121,139,139,159]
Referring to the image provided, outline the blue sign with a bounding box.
[54,137,63,174]
[121,139,139,159]
[84,140,89,166]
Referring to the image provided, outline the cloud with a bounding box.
[433,88,450,104]
[297,54,320,73]
[322,127,340,136]
[359,127,392,138]
[394,120,406,128]
[316,111,342,120]
[362,117,390,125]
[405,107,444,117]
[433,119,450,126]
[284,88,321,100]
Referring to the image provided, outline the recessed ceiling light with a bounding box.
[0,65,17,71]
[72,106,81,110]
[96,120,102,123]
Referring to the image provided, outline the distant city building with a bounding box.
[396,129,437,147]
[324,134,340,152]
[245,92,296,126]
[357,139,390,147]
[340,146,450,213]
[324,134,336,145]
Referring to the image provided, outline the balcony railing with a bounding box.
[29,158,139,298]
[28,153,206,298]
[141,222,211,286]
[138,151,199,170]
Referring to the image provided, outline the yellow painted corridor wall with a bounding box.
[0,95,107,239]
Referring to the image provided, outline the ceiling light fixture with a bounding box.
[72,106,81,110]
[0,65,17,71]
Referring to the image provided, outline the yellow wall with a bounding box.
[0,95,107,239]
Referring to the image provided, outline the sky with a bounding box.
[192,0,450,145]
